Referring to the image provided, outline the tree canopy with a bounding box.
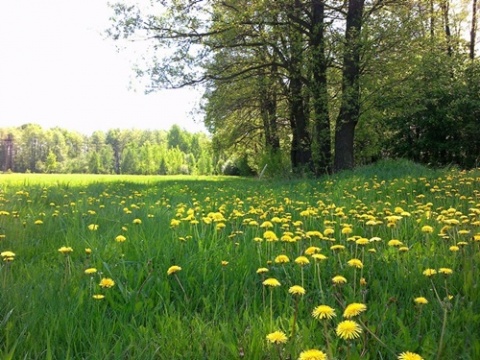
[107,0,480,174]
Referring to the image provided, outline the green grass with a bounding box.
[0,161,479,359]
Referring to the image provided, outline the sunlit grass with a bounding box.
[0,160,479,359]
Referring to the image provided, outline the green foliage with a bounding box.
[222,155,256,177]
[257,149,292,179]
[45,150,58,174]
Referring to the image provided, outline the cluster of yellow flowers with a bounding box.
[0,168,477,358]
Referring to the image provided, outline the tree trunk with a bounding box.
[311,0,331,175]
[334,0,365,172]
[430,0,435,38]
[288,0,312,173]
[441,0,453,56]
[471,0,478,60]
[289,76,312,172]
[259,65,280,152]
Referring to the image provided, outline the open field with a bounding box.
[1,160,479,359]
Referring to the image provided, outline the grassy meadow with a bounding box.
[0,160,479,359]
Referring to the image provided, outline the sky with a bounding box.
[0,0,207,135]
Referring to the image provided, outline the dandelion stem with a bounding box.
[316,263,325,302]
[358,319,396,356]
[270,289,274,329]
[430,279,443,305]
[337,253,344,269]
[323,320,333,360]
[174,273,189,303]
[353,269,357,299]
[290,296,299,338]
[436,306,448,360]
[275,343,283,360]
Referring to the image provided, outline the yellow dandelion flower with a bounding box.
[397,351,424,360]
[1,251,15,258]
[275,255,290,264]
[256,267,269,274]
[421,225,434,233]
[167,265,182,275]
[388,239,403,247]
[221,260,229,266]
[306,230,323,238]
[312,305,336,320]
[336,320,362,340]
[423,268,437,277]
[449,245,459,252]
[264,230,279,241]
[99,278,115,288]
[115,235,126,243]
[289,285,306,296]
[360,277,367,286]
[58,246,73,254]
[281,234,294,242]
[266,330,288,344]
[399,246,409,252]
[34,220,43,225]
[263,278,281,287]
[324,228,335,236]
[312,253,328,261]
[133,218,142,224]
[88,224,98,231]
[356,238,370,245]
[343,303,367,318]
[298,349,327,360]
[330,245,345,251]
[347,258,363,269]
[342,227,353,235]
[305,246,321,255]
[332,275,347,284]
[84,268,97,275]
[295,256,310,266]
[170,219,181,227]
[439,267,453,275]
[414,297,428,305]
[260,221,274,228]
[92,294,105,300]
[85,248,92,255]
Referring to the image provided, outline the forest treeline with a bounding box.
[107,0,480,175]
[0,124,216,175]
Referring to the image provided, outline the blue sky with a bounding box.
[0,0,206,135]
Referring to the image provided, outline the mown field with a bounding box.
[0,160,479,360]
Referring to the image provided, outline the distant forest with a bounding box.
[0,124,216,175]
